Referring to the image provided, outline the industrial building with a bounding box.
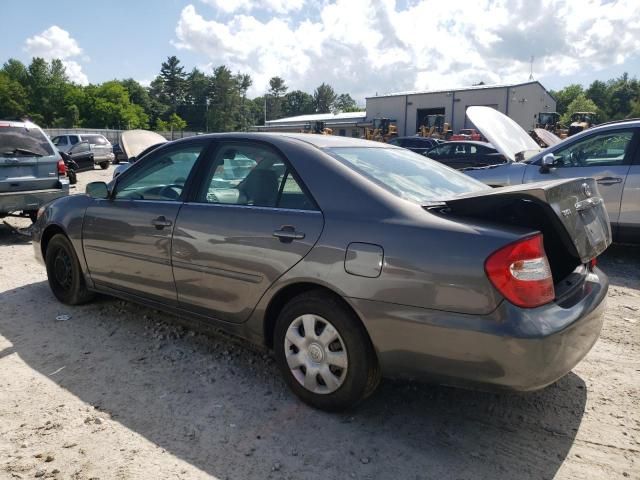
[365,81,556,136]
[255,111,366,136]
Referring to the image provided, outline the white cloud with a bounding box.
[24,26,89,85]
[199,0,304,14]
[175,0,640,100]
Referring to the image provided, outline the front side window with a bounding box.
[115,144,204,201]
[52,136,67,146]
[550,129,635,168]
[69,136,79,145]
[199,143,316,210]
[327,147,489,204]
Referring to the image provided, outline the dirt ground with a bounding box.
[0,165,638,480]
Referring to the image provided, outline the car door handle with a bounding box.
[273,226,305,242]
[151,216,172,229]
[596,177,622,185]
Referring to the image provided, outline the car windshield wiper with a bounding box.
[1,148,44,157]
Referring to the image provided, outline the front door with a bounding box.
[172,141,324,323]
[523,128,638,224]
[82,141,208,303]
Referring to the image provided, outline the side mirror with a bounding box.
[86,181,109,199]
[540,153,556,173]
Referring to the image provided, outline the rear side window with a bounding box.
[69,136,79,145]
[81,135,109,145]
[198,142,317,210]
[0,126,54,157]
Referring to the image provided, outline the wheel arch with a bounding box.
[262,281,374,354]
[40,224,68,258]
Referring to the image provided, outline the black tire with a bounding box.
[99,162,109,170]
[45,234,94,305]
[68,170,77,185]
[274,290,381,411]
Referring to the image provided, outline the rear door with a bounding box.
[172,140,324,323]
[523,128,638,225]
[0,123,59,193]
[68,141,94,170]
[82,140,209,303]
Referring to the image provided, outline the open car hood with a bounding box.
[534,128,562,147]
[119,130,167,160]
[466,106,542,162]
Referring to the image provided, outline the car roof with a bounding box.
[393,136,435,141]
[0,119,41,129]
[171,132,398,149]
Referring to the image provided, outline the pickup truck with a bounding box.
[1,120,69,222]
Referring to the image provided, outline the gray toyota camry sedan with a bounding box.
[33,133,611,411]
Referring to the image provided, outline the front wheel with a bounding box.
[274,290,380,411]
[45,234,94,305]
[99,162,109,170]
[68,170,77,184]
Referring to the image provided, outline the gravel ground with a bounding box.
[0,165,638,480]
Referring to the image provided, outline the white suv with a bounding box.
[52,134,114,169]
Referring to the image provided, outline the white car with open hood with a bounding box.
[462,107,640,244]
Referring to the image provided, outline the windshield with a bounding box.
[326,147,490,204]
[0,126,54,157]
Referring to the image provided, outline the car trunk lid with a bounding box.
[442,178,611,282]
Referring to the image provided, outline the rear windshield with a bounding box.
[0,126,54,157]
[326,147,489,204]
[81,135,109,145]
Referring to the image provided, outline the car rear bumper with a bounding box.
[0,183,69,214]
[349,266,608,391]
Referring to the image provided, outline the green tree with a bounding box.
[334,93,359,112]
[561,94,599,125]
[237,73,253,131]
[1,58,28,84]
[551,84,583,116]
[283,90,314,117]
[157,56,187,114]
[313,83,337,113]
[267,76,287,120]
[208,65,240,132]
[585,80,609,119]
[0,72,27,118]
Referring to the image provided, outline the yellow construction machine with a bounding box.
[568,112,596,136]
[361,118,398,142]
[417,114,452,140]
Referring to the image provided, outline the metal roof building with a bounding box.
[254,111,367,137]
[366,81,556,136]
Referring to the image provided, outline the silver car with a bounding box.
[463,107,640,244]
[33,133,610,411]
[52,133,114,169]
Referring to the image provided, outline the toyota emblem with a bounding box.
[582,183,592,197]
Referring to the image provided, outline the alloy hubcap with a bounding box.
[284,314,348,394]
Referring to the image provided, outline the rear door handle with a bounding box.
[596,177,622,185]
[151,216,173,229]
[273,225,305,242]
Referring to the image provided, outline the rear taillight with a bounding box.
[57,158,67,176]
[589,258,597,269]
[485,234,555,308]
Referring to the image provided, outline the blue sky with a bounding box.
[2,0,639,101]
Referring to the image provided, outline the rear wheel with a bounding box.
[99,162,109,170]
[274,290,380,411]
[45,234,94,305]
[68,170,77,184]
